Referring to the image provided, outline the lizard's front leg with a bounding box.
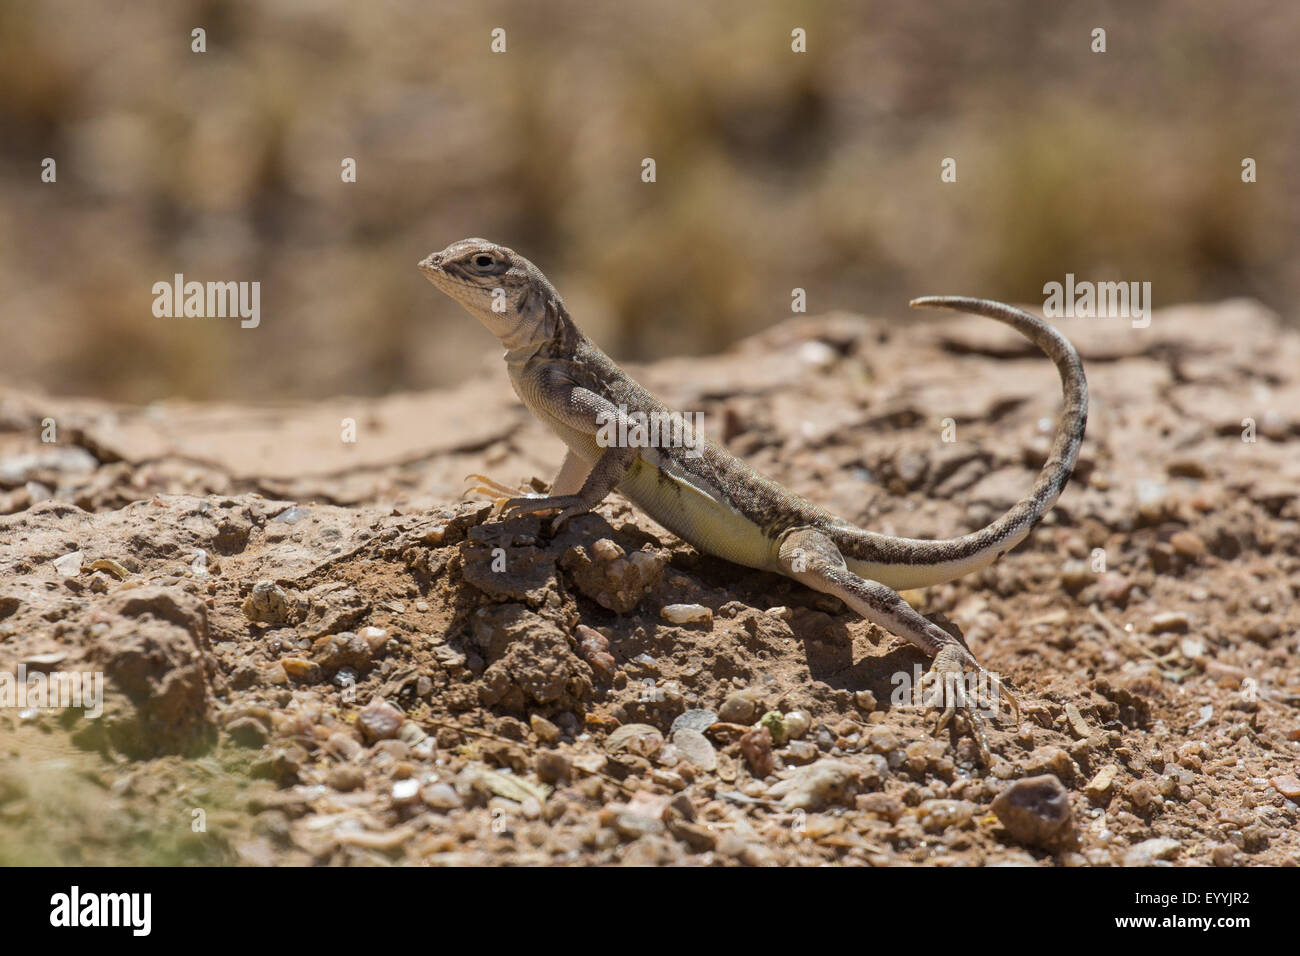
[778,527,1018,764]
[503,444,636,526]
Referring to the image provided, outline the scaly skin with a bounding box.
[419,238,1089,764]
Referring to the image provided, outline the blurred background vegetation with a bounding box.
[0,0,1296,402]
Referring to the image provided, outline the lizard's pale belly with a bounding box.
[617,457,778,571]
[527,400,777,569]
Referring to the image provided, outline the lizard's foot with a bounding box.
[464,473,536,507]
[502,493,589,527]
[924,643,1019,765]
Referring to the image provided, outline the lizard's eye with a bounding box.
[472,254,494,269]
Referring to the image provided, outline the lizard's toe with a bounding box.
[925,644,1005,765]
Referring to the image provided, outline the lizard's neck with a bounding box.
[501,290,581,367]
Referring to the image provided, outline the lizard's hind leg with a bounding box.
[777,527,1017,764]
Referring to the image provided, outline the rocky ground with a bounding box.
[1,299,1298,866]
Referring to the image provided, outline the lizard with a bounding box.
[419,238,1088,763]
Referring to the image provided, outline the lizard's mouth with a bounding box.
[417,254,443,275]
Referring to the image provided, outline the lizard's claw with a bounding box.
[502,493,589,527]
[464,473,533,499]
[924,644,1017,765]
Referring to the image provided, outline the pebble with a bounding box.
[670,709,717,735]
[391,779,421,804]
[853,691,877,713]
[1083,765,1117,801]
[766,759,857,811]
[918,799,977,834]
[758,711,788,746]
[21,651,67,670]
[671,728,717,771]
[604,723,663,758]
[357,699,405,743]
[535,751,572,785]
[242,581,295,625]
[1169,531,1206,558]
[1271,774,1300,799]
[1149,611,1190,634]
[52,550,84,577]
[327,765,366,791]
[530,714,562,744]
[783,710,811,740]
[718,692,758,724]
[1123,837,1181,866]
[991,774,1076,850]
[782,740,818,765]
[660,603,712,625]
[325,732,363,761]
[1096,572,1132,605]
[226,716,269,748]
[420,782,463,811]
[1064,704,1093,740]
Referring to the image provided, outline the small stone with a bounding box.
[783,710,811,740]
[613,812,663,840]
[853,690,877,713]
[1271,774,1300,799]
[991,774,1076,850]
[261,662,288,686]
[52,550,84,577]
[1025,745,1076,782]
[1124,837,1181,866]
[327,765,366,791]
[767,758,858,811]
[226,716,269,748]
[758,711,788,746]
[660,603,712,625]
[1211,843,1238,867]
[740,726,775,777]
[357,699,405,743]
[605,723,663,758]
[280,657,320,682]
[1169,531,1206,558]
[1124,780,1161,813]
[1064,703,1093,739]
[918,799,977,834]
[718,692,758,724]
[530,714,562,744]
[391,779,421,804]
[671,728,717,771]
[783,740,818,765]
[420,782,463,811]
[21,652,67,671]
[535,751,572,785]
[1059,561,1094,593]
[242,580,296,626]
[1096,572,1131,605]
[359,625,389,653]
[670,709,717,735]
[322,732,361,762]
[1083,765,1118,802]
[1149,611,1190,634]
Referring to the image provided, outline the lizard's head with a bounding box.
[419,238,566,352]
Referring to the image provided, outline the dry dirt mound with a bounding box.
[1,301,1297,865]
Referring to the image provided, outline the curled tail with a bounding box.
[841,296,1088,590]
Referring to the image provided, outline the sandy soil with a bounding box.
[1,300,1297,866]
